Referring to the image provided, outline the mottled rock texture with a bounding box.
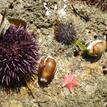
[0,0,107,107]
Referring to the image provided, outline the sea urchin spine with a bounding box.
[0,25,39,89]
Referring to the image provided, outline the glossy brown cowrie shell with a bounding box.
[87,40,106,56]
[38,56,56,84]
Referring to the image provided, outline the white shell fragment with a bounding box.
[0,14,10,35]
[87,40,106,56]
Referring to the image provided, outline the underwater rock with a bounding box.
[2,99,23,107]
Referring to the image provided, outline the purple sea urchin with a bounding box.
[54,21,76,45]
[0,25,39,89]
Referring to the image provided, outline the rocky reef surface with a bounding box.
[0,0,107,107]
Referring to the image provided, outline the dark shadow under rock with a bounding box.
[82,52,102,63]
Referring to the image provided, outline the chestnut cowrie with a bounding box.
[38,56,56,84]
[87,40,106,56]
